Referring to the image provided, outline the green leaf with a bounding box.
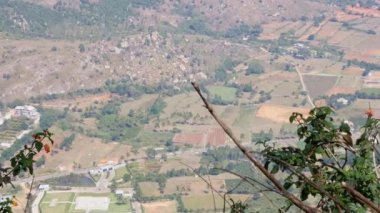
[28,164,34,175]
[35,141,43,152]
[264,161,270,170]
[12,166,20,176]
[10,158,16,167]
[289,114,296,123]
[284,182,292,190]
[271,164,279,174]
[300,186,309,201]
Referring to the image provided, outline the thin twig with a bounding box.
[215,168,281,196]
[207,167,217,213]
[216,168,284,212]
[192,82,317,213]
[266,155,350,213]
[179,162,232,207]
[24,175,35,213]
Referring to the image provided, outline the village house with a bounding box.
[14,106,39,119]
[337,97,349,105]
[38,184,50,191]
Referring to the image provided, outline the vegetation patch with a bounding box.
[208,86,237,102]
[43,173,95,187]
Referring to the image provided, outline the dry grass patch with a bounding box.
[36,129,134,173]
[41,93,112,110]
[120,94,158,116]
[142,200,177,213]
[256,104,309,123]
[159,154,201,173]
[164,174,235,195]
[303,74,338,99]
[182,194,251,211]
[139,182,161,197]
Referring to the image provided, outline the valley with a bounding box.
[0,0,380,212]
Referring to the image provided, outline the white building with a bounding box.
[38,184,50,191]
[0,112,3,126]
[115,189,124,196]
[90,165,114,174]
[0,143,11,149]
[14,106,39,119]
[337,98,348,105]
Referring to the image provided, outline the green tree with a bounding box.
[60,134,76,150]
[215,68,227,82]
[256,107,380,211]
[246,61,264,75]
[149,97,167,116]
[145,148,156,160]
[79,44,85,53]
[109,180,117,193]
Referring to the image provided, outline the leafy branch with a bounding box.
[0,129,54,212]
[192,82,380,212]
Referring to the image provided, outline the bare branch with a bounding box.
[24,175,35,213]
[215,168,285,212]
[342,182,380,212]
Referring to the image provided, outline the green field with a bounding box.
[39,192,132,213]
[0,118,31,141]
[208,86,237,102]
[114,167,128,181]
[135,130,174,146]
[360,88,380,95]
[182,194,250,211]
[232,107,255,128]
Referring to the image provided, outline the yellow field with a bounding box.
[256,104,309,123]
[142,200,177,213]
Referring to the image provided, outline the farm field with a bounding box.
[135,130,173,147]
[119,94,158,116]
[41,93,113,110]
[39,192,132,213]
[256,104,309,123]
[303,74,338,99]
[181,194,251,211]
[0,118,31,143]
[208,86,237,102]
[35,127,138,174]
[360,88,380,95]
[164,176,226,195]
[139,182,161,197]
[142,200,177,213]
[159,154,201,173]
[232,107,256,128]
